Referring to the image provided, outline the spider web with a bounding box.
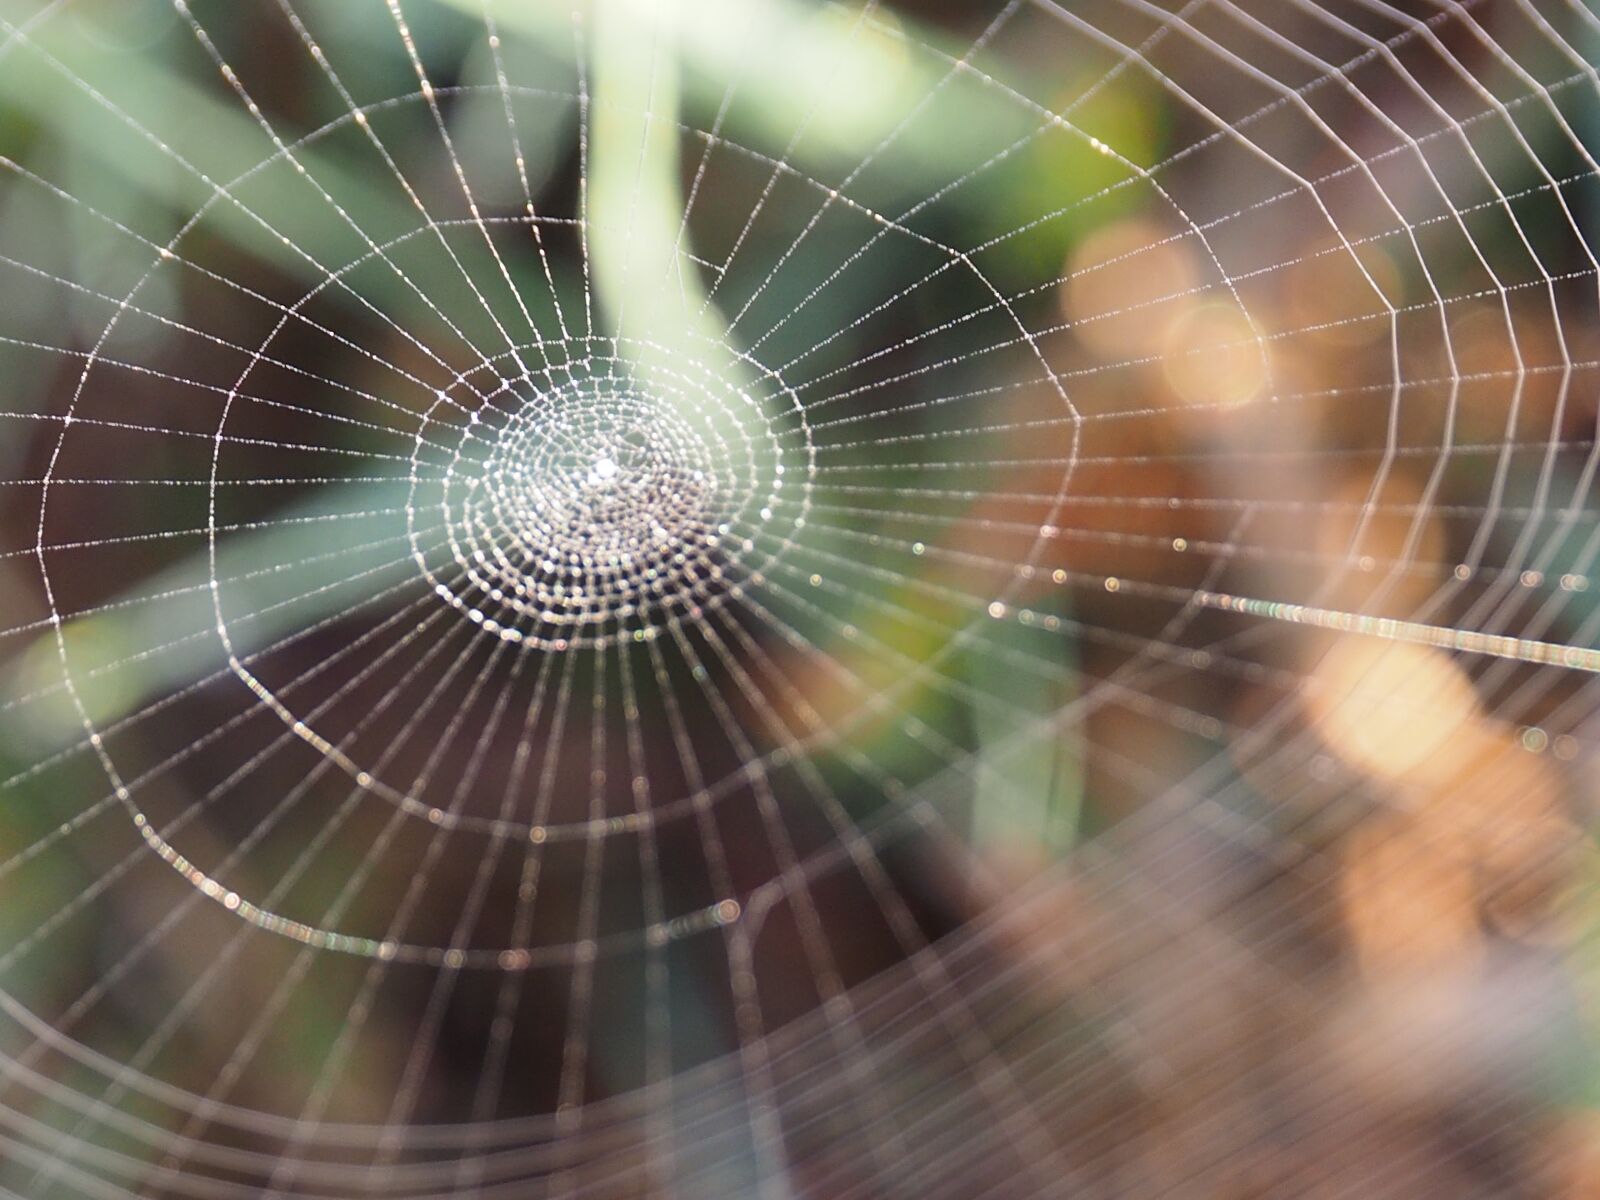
[0,0,1596,1195]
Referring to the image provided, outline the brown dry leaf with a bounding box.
[1339,812,1482,985]
[1306,640,1490,788]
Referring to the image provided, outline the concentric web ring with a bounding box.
[0,0,1599,1196]
[407,334,812,652]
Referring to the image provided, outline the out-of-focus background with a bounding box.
[0,0,1598,1195]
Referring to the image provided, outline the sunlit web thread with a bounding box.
[0,2,1593,1200]
[0,0,1561,1068]
[0,0,1510,998]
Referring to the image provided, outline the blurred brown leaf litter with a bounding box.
[0,0,1598,1196]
